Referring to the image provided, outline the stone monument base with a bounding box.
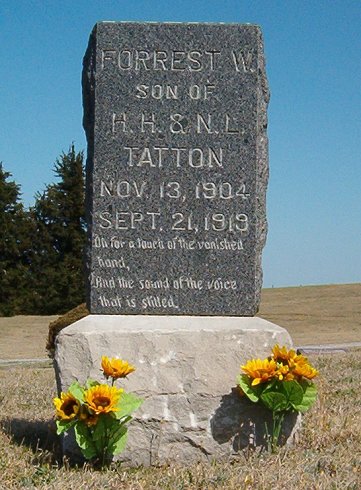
[54,315,296,466]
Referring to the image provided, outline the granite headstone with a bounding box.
[83,22,269,316]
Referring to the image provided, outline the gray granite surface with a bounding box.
[83,22,269,315]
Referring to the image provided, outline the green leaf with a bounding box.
[293,380,318,412]
[68,381,85,403]
[92,414,117,441]
[85,379,100,389]
[279,380,304,410]
[260,391,288,412]
[108,425,128,456]
[91,415,106,441]
[236,374,264,403]
[74,422,97,460]
[55,418,75,435]
[115,392,143,420]
[117,415,132,425]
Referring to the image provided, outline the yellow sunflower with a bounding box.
[271,344,297,364]
[275,363,295,381]
[101,356,136,379]
[241,358,277,386]
[84,384,123,415]
[293,360,319,380]
[53,392,80,421]
[287,353,308,368]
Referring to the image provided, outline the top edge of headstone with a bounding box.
[93,21,262,28]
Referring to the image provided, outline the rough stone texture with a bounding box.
[54,315,296,466]
[82,22,270,316]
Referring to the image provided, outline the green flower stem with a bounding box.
[102,426,109,467]
[266,410,286,452]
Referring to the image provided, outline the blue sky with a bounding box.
[1,0,360,288]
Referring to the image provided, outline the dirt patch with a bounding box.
[0,283,360,360]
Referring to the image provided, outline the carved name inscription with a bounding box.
[83,22,269,315]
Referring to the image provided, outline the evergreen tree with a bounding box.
[30,145,86,314]
[0,164,32,315]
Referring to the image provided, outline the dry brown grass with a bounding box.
[46,303,88,357]
[1,283,360,361]
[0,351,360,489]
[0,284,360,486]
[0,316,58,360]
[259,283,361,345]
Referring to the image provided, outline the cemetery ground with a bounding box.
[0,284,360,488]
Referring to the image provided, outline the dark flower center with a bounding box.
[63,400,77,416]
[94,396,110,408]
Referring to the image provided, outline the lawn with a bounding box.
[1,283,360,360]
[0,284,360,488]
[0,350,360,489]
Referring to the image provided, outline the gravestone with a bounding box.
[83,22,269,316]
[55,22,295,466]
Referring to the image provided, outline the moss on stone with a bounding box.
[47,303,89,357]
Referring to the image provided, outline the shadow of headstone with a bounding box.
[210,388,300,452]
[1,417,61,463]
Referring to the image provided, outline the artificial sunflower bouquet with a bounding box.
[54,356,143,466]
[237,345,318,451]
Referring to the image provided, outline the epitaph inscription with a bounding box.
[83,22,269,315]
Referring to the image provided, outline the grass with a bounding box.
[0,284,360,487]
[0,351,360,489]
[259,283,361,346]
[0,315,58,360]
[0,284,360,360]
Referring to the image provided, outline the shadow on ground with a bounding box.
[1,417,61,464]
